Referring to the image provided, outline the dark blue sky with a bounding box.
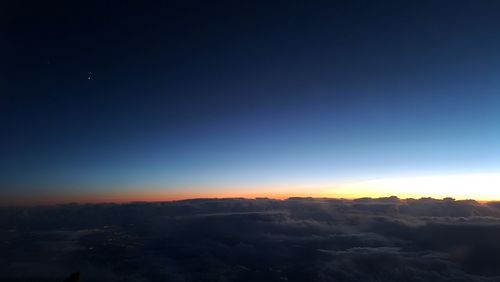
[1,1,500,199]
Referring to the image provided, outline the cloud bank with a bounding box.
[1,197,500,281]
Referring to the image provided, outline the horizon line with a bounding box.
[0,194,496,208]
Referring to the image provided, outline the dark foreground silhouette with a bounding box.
[64,272,80,282]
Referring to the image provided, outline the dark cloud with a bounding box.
[1,198,500,281]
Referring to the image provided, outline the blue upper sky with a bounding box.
[1,0,500,199]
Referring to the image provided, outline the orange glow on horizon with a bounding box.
[2,173,500,206]
[0,187,323,206]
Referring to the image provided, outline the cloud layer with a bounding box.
[1,197,500,281]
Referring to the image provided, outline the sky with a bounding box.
[1,0,500,203]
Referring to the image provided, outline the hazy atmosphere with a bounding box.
[2,0,500,281]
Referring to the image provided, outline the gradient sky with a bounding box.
[1,0,500,202]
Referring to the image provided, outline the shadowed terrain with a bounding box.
[1,197,500,281]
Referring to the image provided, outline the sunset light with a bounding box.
[3,1,500,281]
[331,173,500,201]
